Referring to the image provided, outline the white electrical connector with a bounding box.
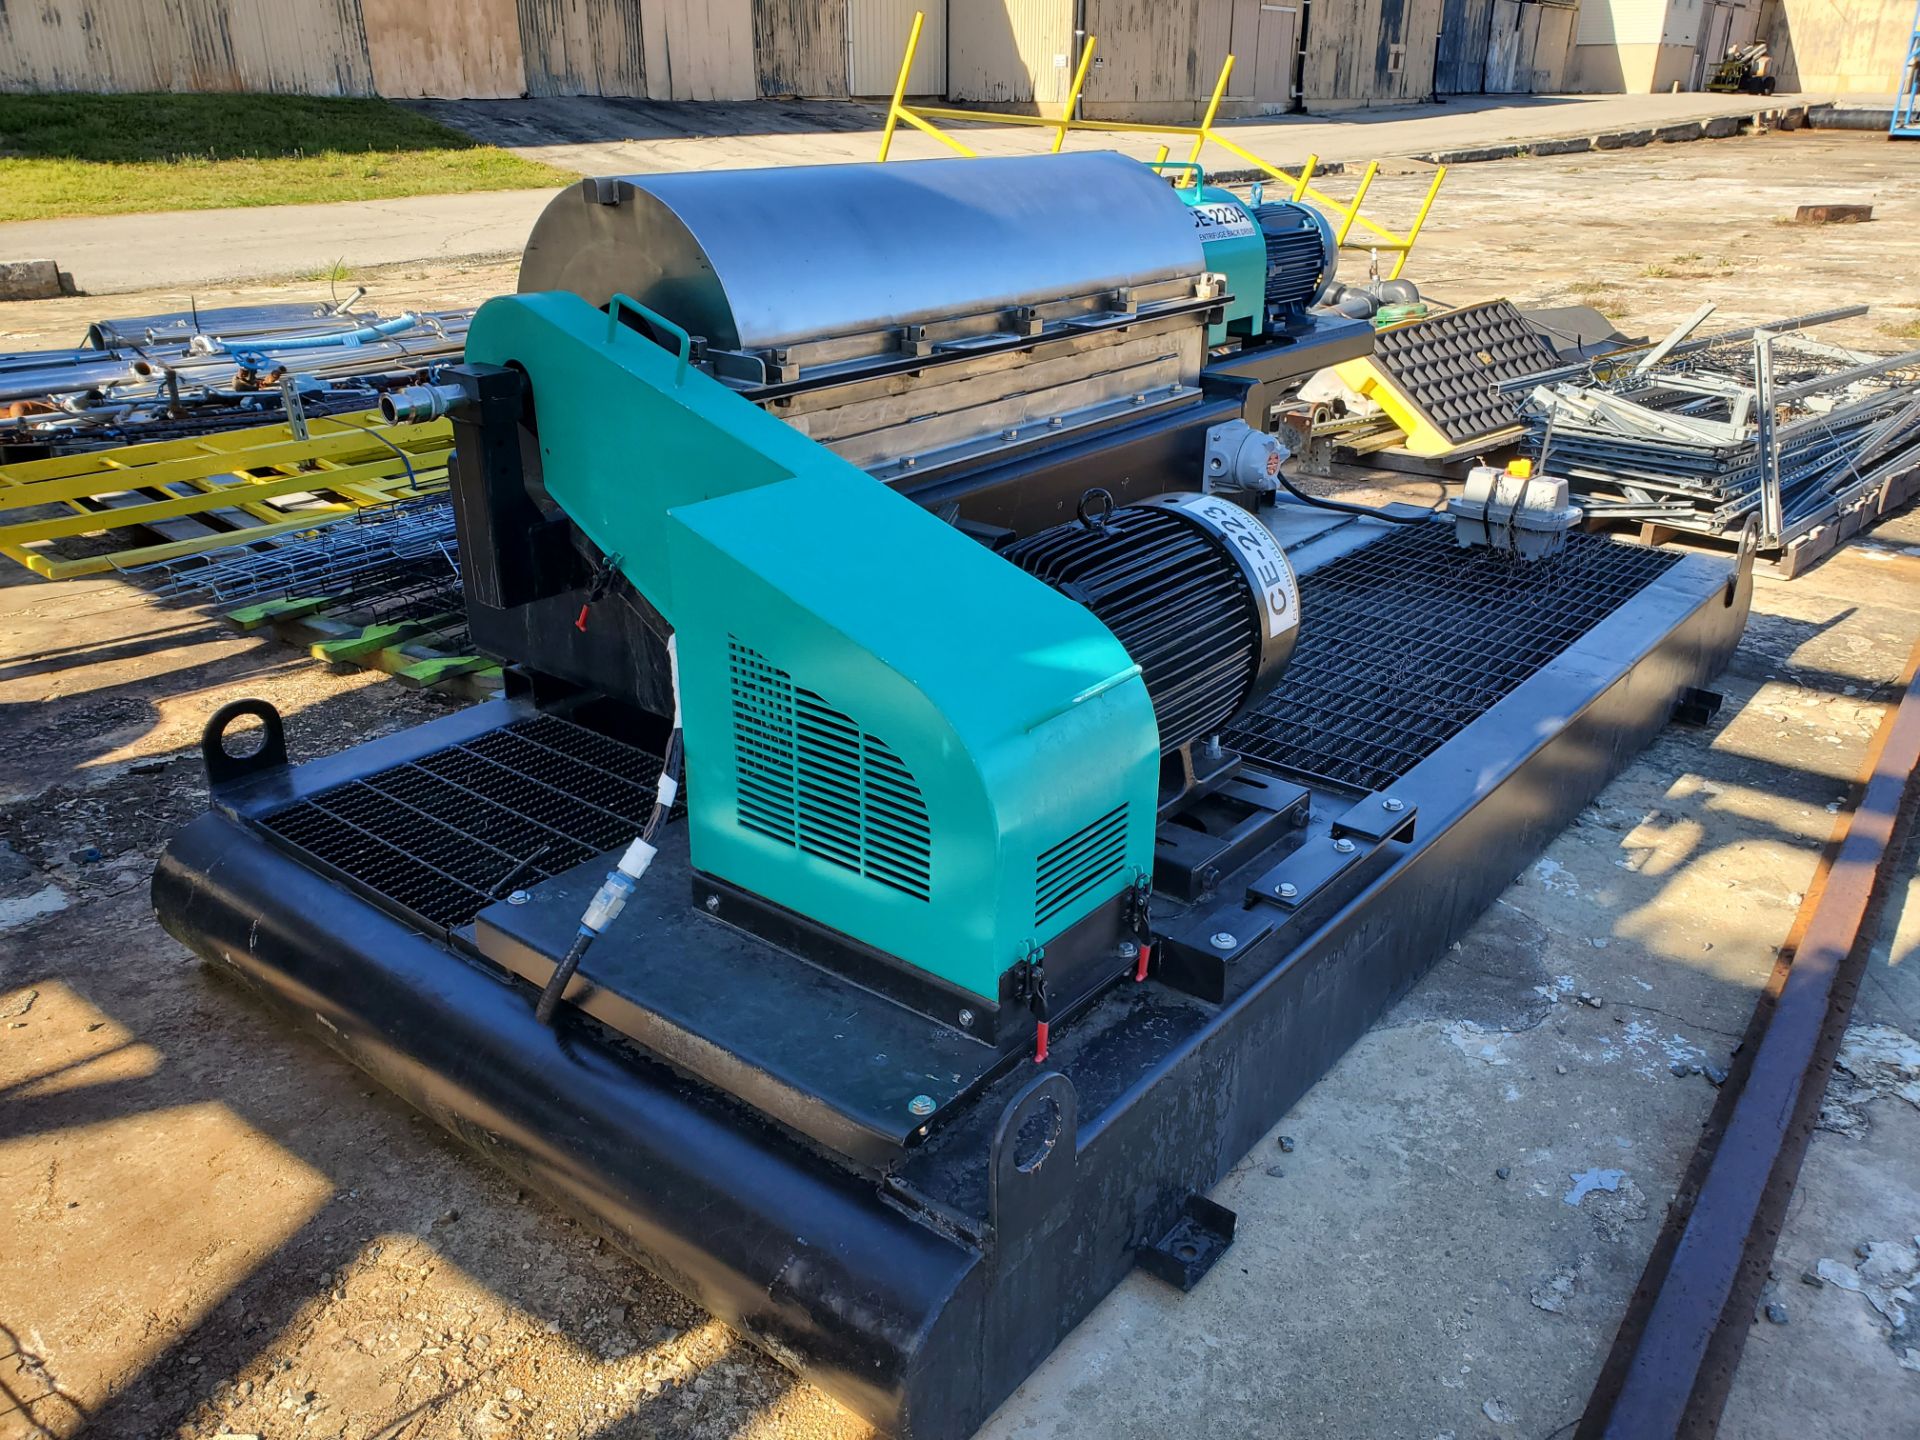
[579,837,658,935]
[570,630,681,945]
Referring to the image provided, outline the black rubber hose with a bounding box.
[1277,469,1434,524]
[534,930,594,1026]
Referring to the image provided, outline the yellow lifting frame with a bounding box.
[877,13,1445,280]
[0,410,451,580]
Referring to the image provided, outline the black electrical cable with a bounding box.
[533,726,683,1026]
[1276,469,1435,524]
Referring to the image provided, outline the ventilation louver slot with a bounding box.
[1035,803,1129,929]
[729,639,932,901]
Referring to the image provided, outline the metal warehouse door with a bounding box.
[1224,0,1300,103]
[849,0,947,94]
[1436,0,1494,92]
[518,0,647,96]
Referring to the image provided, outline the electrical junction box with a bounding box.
[1452,459,1582,560]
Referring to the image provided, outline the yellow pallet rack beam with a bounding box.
[0,409,451,580]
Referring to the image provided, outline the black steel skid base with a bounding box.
[153,523,1750,1440]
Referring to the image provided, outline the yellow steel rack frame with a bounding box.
[0,409,451,580]
[877,11,1444,280]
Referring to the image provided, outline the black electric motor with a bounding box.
[1001,492,1299,757]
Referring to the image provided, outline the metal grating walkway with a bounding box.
[1225,524,1681,794]
[259,714,673,931]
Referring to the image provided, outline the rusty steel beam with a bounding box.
[1581,632,1920,1439]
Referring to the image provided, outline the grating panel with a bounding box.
[1224,525,1681,794]
[258,714,672,931]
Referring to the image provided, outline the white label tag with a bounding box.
[1175,495,1300,640]
[1188,200,1256,241]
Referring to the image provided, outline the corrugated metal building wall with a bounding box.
[0,0,376,95]
[3,0,1767,109]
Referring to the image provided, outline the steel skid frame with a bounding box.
[154,517,1751,1440]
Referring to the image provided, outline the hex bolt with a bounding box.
[1382,797,1405,813]
[704,893,720,912]
[1333,837,1357,854]
[1210,932,1238,951]
[506,889,531,906]
[908,1094,936,1117]
[957,1008,976,1029]
[1048,416,1065,428]
[1277,882,1299,899]
[1117,941,1139,960]
[1002,427,1019,440]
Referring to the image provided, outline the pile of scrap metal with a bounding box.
[153,155,1753,1440]
[0,295,471,462]
[1521,306,1920,567]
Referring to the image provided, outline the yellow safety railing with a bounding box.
[876,11,1444,280]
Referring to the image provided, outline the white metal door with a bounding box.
[848,0,948,95]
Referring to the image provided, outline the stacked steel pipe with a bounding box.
[1,297,472,460]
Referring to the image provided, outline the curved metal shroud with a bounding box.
[518,153,1205,353]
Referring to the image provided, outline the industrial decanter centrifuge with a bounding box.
[153,154,1751,1438]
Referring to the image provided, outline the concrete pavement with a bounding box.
[1,90,1837,296]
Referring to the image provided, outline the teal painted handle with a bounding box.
[1148,160,1207,200]
[606,292,691,385]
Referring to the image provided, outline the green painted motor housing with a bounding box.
[1184,185,1269,343]
[1178,179,1339,342]
[466,291,1160,1002]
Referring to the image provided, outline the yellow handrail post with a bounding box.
[878,9,926,162]
[1189,54,1234,166]
[1332,159,1379,246]
[1389,166,1447,279]
[1053,35,1097,153]
[1291,153,1318,202]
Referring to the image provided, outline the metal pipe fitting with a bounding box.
[380,382,466,425]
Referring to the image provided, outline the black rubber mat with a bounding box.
[1371,299,1558,446]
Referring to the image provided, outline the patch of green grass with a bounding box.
[1641,263,1676,278]
[1567,280,1616,299]
[0,93,575,222]
[299,258,353,284]
[1881,316,1920,342]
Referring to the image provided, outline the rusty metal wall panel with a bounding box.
[948,0,1072,105]
[363,0,527,98]
[754,0,847,95]
[519,0,647,97]
[1081,0,1201,100]
[0,0,375,95]
[848,0,946,95]
[639,0,754,99]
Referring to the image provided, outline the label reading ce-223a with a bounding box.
[1190,201,1255,240]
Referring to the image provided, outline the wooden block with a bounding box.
[1793,204,1872,224]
